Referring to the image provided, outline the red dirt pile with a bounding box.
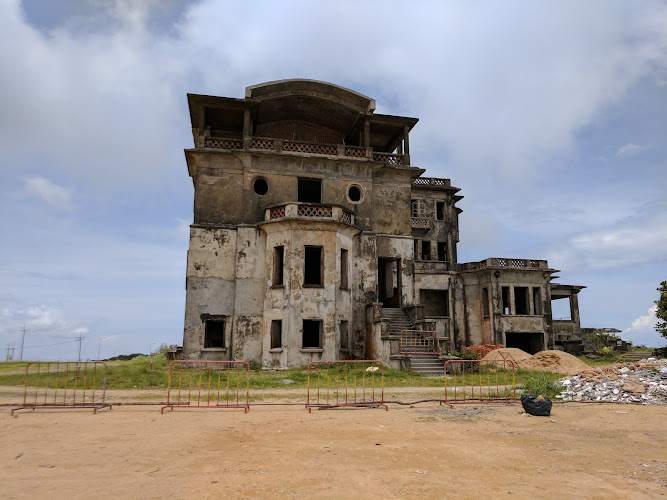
[464,344,504,358]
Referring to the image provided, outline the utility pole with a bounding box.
[19,324,28,361]
[77,335,84,362]
[97,336,109,360]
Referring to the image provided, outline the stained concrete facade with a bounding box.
[181,79,585,369]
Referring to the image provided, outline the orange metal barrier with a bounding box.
[306,360,387,412]
[11,361,109,416]
[161,360,249,413]
[399,330,440,355]
[441,359,518,406]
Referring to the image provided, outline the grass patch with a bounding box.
[519,371,562,399]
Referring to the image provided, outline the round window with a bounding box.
[253,178,269,195]
[348,185,362,203]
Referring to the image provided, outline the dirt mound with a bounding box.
[482,348,533,367]
[520,350,590,376]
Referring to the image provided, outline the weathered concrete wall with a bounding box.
[260,219,358,368]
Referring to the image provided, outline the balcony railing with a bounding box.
[264,203,355,226]
[202,136,408,165]
[460,258,549,271]
[412,177,451,187]
[411,217,431,229]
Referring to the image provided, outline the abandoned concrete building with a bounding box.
[181,79,587,372]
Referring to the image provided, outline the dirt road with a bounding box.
[1,401,666,499]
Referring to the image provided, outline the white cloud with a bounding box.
[22,176,73,210]
[546,201,667,271]
[616,142,650,159]
[623,305,666,347]
[1,305,89,338]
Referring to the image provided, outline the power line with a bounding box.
[19,324,28,361]
[20,339,79,349]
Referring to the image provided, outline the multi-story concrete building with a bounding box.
[181,79,585,371]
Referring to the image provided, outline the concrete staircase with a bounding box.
[618,351,653,362]
[381,308,414,336]
[381,308,445,376]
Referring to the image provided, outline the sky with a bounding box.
[1,0,666,361]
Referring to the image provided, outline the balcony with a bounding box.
[263,203,355,226]
[202,136,409,166]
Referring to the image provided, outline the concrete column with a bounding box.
[403,125,410,155]
[364,119,370,147]
[570,293,581,325]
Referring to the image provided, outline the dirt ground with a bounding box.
[1,395,666,500]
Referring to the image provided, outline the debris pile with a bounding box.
[557,358,667,405]
[464,344,504,358]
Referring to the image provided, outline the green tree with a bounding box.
[656,281,667,338]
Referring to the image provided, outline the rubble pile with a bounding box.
[464,344,505,358]
[557,358,667,405]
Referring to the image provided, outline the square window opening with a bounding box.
[204,319,225,348]
[298,178,322,203]
[304,246,323,286]
[419,289,449,316]
[302,320,322,348]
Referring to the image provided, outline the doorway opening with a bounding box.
[378,258,401,308]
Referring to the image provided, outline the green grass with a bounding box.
[0,357,565,397]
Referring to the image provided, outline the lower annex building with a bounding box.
[181,79,586,370]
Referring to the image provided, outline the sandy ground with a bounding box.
[1,396,666,500]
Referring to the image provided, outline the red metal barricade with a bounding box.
[441,359,518,406]
[161,360,250,413]
[306,360,387,412]
[11,361,109,416]
[399,330,440,355]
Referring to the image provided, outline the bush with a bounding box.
[461,348,479,360]
[521,372,562,399]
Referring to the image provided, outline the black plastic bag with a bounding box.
[521,394,553,416]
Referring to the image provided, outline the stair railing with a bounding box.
[399,330,440,355]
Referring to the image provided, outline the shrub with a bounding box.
[521,372,562,399]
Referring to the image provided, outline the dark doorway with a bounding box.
[378,258,401,308]
[298,178,322,203]
[505,332,543,355]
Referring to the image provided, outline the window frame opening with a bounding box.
[419,289,450,317]
[502,286,511,315]
[270,319,282,349]
[298,178,322,203]
[273,246,284,287]
[437,241,447,262]
[532,287,542,315]
[302,319,322,349]
[303,245,323,287]
[482,287,490,317]
[514,287,530,315]
[340,248,349,289]
[421,240,431,261]
[436,201,445,220]
[340,320,349,350]
[347,185,362,203]
[204,319,226,349]
[253,177,269,195]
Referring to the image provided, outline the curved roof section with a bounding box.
[245,80,376,138]
[246,79,376,114]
